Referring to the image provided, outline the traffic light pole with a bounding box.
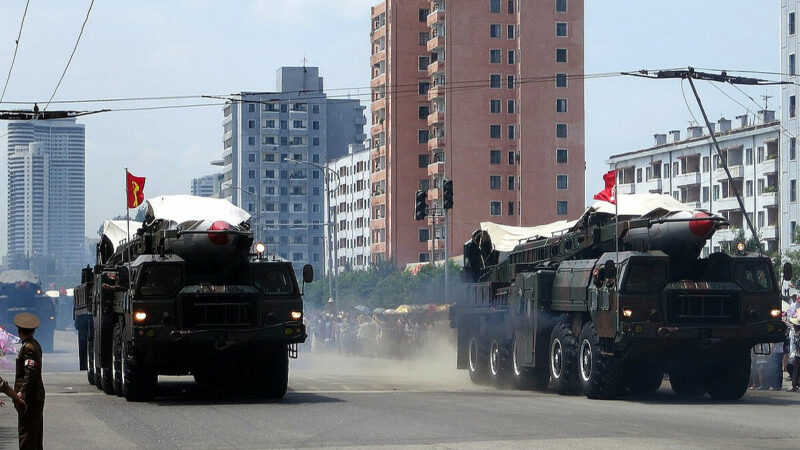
[444,208,449,303]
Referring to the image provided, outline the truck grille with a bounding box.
[180,294,258,328]
[664,292,740,325]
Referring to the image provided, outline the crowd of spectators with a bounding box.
[750,293,800,391]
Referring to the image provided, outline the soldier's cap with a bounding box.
[14,312,40,330]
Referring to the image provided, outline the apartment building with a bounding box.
[369,0,585,266]
[607,112,782,254]
[781,0,800,250]
[190,173,222,198]
[329,144,372,271]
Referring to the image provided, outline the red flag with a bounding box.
[126,171,146,208]
[593,170,616,204]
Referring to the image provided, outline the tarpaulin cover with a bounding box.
[101,220,142,252]
[0,270,40,285]
[145,195,251,226]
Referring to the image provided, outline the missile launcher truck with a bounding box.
[0,270,56,353]
[74,195,312,401]
[451,194,787,400]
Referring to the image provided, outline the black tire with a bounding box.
[101,365,115,395]
[122,342,157,402]
[577,322,625,399]
[254,346,289,399]
[704,352,751,400]
[626,366,664,395]
[467,336,489,384]
[488,339,509,388]
[549,321,579,395]
[112,323,123,396]
[86,338,96,386]
[669,368,706,397]
[511,334,549,390]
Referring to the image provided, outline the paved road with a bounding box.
[0,332,797,449]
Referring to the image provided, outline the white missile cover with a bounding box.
[145,195,251,226]
[0,270,40,285]
[101,220,143,251]
[480,221,578,252]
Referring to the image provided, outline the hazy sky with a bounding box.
[0,0,781,258]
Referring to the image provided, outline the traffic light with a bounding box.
[443,179,453,209]
[414,190,428,220]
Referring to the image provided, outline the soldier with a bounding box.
[14,312,45,450]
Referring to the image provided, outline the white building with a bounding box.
[191,173,222,198]
[607,112,781,254]
[329,144,371,272]
[6,118,86,274]
[781,0,800,250]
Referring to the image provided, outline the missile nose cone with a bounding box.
[689,211,714,238]
[208,220,232,245]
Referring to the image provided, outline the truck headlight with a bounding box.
[290,311,302,320]
[622,307,633,318]
[770,308,781,318]
[134,311,148,322]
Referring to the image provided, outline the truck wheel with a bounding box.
[511,335,549,390]
[86,339,96,386]
[101,365,115,395]
[255,346,289,399]
[122,342,157,402]
[626,367,664,395]
[549,321,579,395]
[112,323,123,396]
[669,368,706,397]
[704,352,750,400]
[468,337,488,384]
[488,339,509,387]
[577,322,624,399]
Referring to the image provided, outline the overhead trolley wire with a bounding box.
[0,0,32,104]
[43,0,95,111]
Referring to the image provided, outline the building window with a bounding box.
[713,185,719,200]
[490,99,502,113]
[556,22,567,37]
[556,123,567,138]
[248,120,255,129]
[507,75,515,89]
[746,180,753,197]
[636,168,642,183]
[419,178,429,191]
[248,170,255,179]
[419,8,429,21]
[312,104,320,114]
[557,201,568,215]
[791,137,797,160]
[280,120,287,129]
[791,95,796,118]
[419,105,430,119]
[490,176,501,189]
[556,48,567,63]
[419,56,430,70]
[556,98,567,113]
[793,221,798,243]
[507,100,515,114]
[702,186,709,202]
[419,81,430,94]
[508,176,515,190]
[556,73,567,87]
[418,154,429,168]
[556,0,567,12]
[557,174,568,190]
[791,11,796,35]
[419,32,429,46]
[418,130,430,143]
[791,54,797,76]
[490,0,501,13]
[508,0,515,13]
[702,156,709,172]
[746,147,753,165]
[248,103,255,112]
[248,153,256,162]
[490,201,502,216]
[490,125,502,139]
[248,136,255,146]
[490,150,501,164]
[507,50,515,64]
[508,202,515,216]
[419,253,430,262]
[490,49,502,64]
[312,137,320,146]
[507,24,515,38]
[507,125,516,139]
[490,24,501,38]
[419,228,430,242]
[312,121,319,130]
[490,74,502,88]
[557,149,568,163]
[792,179,797,203]
[508,151,515,165]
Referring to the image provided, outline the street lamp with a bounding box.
[228,185,262,243]
[284,157,340,304]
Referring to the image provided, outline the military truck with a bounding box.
[74,195,312,401]
[451,194,786,400]
[0,270,56,352]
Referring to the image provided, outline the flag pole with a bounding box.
[125,167,130,264]
[614,165,619,265]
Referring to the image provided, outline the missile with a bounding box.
[167,220,243,273]
[623,210,718,264]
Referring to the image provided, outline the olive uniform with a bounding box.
[14,313,45,450]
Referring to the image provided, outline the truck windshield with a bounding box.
[734,261,774,292]
[252,265,295,295]
[138,264,183,296]
[623,260,667,293]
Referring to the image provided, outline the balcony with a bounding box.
[673,171,700,186]
[428,136,445,151]
[427,187,441,200]
[427,60,444,76]
[760,191,778,207]
[427,85,445,101]
[617,183,635,195]
[372,97,386,111]
[644,178,662,192]
[370,50,385,66]
[427,161,444,176]
[761,158,778,174]
[715,164,743,180]
[370,145,386,158]
[427,239,445,251]
[715,196,740,212]
[427,9,445,27]
[427,111,444,126]
[715,228,736,242]
[370,73,386,88]
[760,225,777,240]
[427,36,445,52]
